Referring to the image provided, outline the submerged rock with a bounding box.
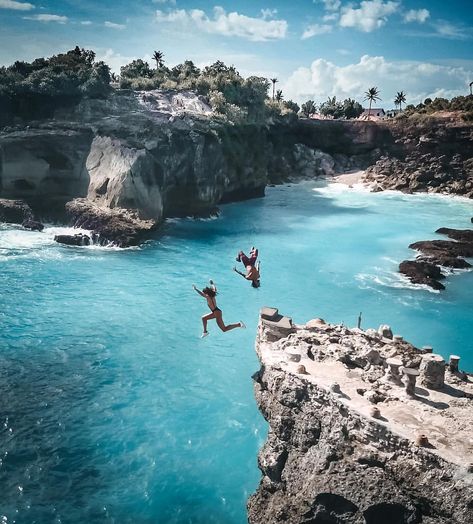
[0,198,33,224]
[22,219,44,231]
[65,199,157,247]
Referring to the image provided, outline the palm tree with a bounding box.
[270,78,278,100]
[396,91,406,111]
[470,81,473,96]
[152,50,164,69]
[275,89,283,103]
[363,87,381,118]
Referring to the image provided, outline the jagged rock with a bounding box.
[54,233,91,246]
[249,314,473,524]
[399,260,445,290]
[22,219,44,231]
[65,199,157,247]
[436,227,473,243]
[0,198,33,224]
[410,239,473,259]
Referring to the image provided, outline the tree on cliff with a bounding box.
[0,47,111,123]
[121,59,153,80]
[301,100,317,118]
[284,100,300,114]
[364,87,381,116]
[395,91,406,111]
[275,89,283,102]
[270,78,278,100]
[152,51,164,69]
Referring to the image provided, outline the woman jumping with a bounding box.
[192,280,245,338]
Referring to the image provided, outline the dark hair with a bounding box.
[251,280,261,288]
[203,286,216,297]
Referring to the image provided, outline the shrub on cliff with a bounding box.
[0,47,111,123]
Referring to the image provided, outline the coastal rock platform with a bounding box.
[249,310,473,524]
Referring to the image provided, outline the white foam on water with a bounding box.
[356,270,440,294]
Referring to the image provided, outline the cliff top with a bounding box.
[257,309,473,468]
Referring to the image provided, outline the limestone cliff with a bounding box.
[1,90,472,233]
[249,310,473,524]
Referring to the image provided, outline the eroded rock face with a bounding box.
[248,315,473,524]
[362,122,473,198]
[399,260,446,290]
[0,129,93,213]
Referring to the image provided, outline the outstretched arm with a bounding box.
[233,267,247,279]
[192,284,206,297]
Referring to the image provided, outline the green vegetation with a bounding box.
[119,58,300,122]
[402,95,473,119]
[363,87,381,115]
[0,47,111,121]
[394,91,406,111]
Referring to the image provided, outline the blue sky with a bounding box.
[0,0,472,105]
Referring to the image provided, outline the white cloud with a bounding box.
[152,0,176,4]
[433,20,470,40]
[104,21,126,30]
[318,0,341,11]
[95,48,134,73]
[283,54,472,105]
[81,20,92,25]
[302,24,332,39]
[340,0,399,32]
[23,13,68,23]
[0,0,34,10]
[261,8,278,19]
[323,13,338,22]
[403,8,429,23]
[155,6,288,41]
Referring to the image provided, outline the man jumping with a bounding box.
[233,247,261,288]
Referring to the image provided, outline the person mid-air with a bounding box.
[233,247,260,288]
[193,280,245,338]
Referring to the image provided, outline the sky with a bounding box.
[0,0,472,106]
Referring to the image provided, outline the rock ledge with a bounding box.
[248,309,473,524]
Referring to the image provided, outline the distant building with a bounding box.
[360,108,386,120]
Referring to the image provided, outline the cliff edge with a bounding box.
[248,309,473,524]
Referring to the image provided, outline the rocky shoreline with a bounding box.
[249,309,473,524]
[399,219,473,290]
[1,92,472,247]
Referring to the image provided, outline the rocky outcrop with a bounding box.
[65,198,157,247]
[249,311,473,524]
[399,223,473,290]
[0,198,33,223]
[399,260,446,290]
[363,120,473,197]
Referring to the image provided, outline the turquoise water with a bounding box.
[1,181,473,523]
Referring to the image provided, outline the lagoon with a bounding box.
[1,182,472,523]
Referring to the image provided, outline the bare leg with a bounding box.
[202,312,215,334]
[215,311,242,333]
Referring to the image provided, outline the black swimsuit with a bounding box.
[209,296,221,313]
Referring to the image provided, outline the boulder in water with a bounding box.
[55,233,91,246]
[0,198,33,224]
[65,198,157,247]
[22,219,44,231]
[399,260,445,290]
